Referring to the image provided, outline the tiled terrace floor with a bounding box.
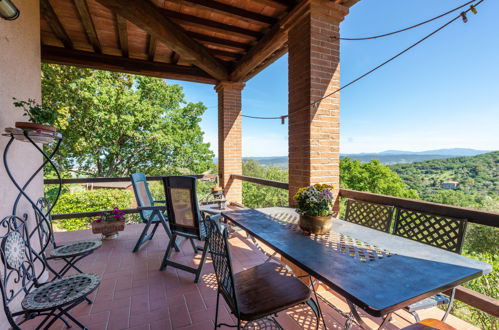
[25,224,478,330]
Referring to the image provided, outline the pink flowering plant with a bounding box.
[94,207,126,223]
[293,184,334,216]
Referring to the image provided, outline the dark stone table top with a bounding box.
[222,207,491,317]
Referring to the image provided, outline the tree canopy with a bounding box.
[42,64,214,177]
[340,157,419,198]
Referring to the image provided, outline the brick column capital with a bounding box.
[215,81,245,93]
[283,0,349,31]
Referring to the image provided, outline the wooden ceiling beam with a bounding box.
[73,0,101,53]
[187,32,251,51]
[170,51,180,65]
[40,0,73,49]
[173,0,276,25]
[115,14,129,57]
[41,46,216,84]
[250,0,292,10]
[96,0,229,81]
[147,35,157,61]
[161,9,262,39]
[209,48,242,60]
[230,0,312,81]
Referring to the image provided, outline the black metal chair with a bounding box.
[31,197,102,279]
[393,208,468,322]
[0,214,100,329]
[206,217,313,329]
[344,199,394,232]
[130,173,177,252]
[159,176,209,283]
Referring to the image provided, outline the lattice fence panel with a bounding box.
[344,199,394,232]
[394,208,467,253]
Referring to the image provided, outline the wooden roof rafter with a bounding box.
[42,46,217,84]
[95,0,229,81]
[160,9,263,40]
[73,0,101,53]
[115,14,129,57]
[40,0,73,49]
[169,0,277,26]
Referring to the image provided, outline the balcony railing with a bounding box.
[43,174,499,319]
[230,174,499,319]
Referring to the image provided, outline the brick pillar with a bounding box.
[216,81,244,204]
[288,1,348,213]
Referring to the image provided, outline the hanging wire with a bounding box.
[241,1,484,123]
[335,0,477,41]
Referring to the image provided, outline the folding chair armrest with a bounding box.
[153,200,167,205]
[137,206,167,211]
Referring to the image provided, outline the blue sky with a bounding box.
[170,0,499,157]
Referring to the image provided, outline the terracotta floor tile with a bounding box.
[42,224,481,330]
[169,303,192,329]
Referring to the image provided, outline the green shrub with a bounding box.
[51,189,134,231]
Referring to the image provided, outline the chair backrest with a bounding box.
[163,176,203,238]
[206,218,238,315]
[130,173,155,221]
[0,215,38,328]
[344,199,394,232]
[393,208,467,254]
[31,197,56,252]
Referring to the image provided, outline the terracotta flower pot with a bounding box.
[299,214,332,235]
[91,219,125,239]
[15,122,57,132]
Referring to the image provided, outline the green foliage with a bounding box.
[41,64,214,177]
[452,252,498,330]
[52,189,134,231]
[12,97,57,125]
[340,157,419,198]
[390,151,498,200]
[392,153,498,329]
[242,159,288,208]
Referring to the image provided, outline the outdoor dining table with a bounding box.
[221,207,492,329]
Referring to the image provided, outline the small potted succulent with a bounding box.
[91,207,126,239]
[294,184,335,235]
[12,98,57,133]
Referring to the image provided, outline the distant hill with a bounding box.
[240,148,493,168]
[390,151,499,199]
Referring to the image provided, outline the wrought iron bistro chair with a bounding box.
[160,176,210,283]
[206,218,313,329]
[32,198,102,279]
[0,215,100,329]
[393,208,468,322]
[344,199,394,232]
[130,173,178,252]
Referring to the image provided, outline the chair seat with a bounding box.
[234,262,311,321]
[50,240,102,258]
[22,274,100,311]
[402,318,456,330]
[405,294,450,312]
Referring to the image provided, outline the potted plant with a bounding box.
[293,184,335,235]
[12,98,57,132]
[91,207,126,239]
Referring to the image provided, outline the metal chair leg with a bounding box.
[194,240,209,283]
[189,238,198,254]
[158,214,180,252]
[133,218,153,252]
[442,288,456,321]
[160,234,176,270]
[149,222,160,240]
[214,291,220,329]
